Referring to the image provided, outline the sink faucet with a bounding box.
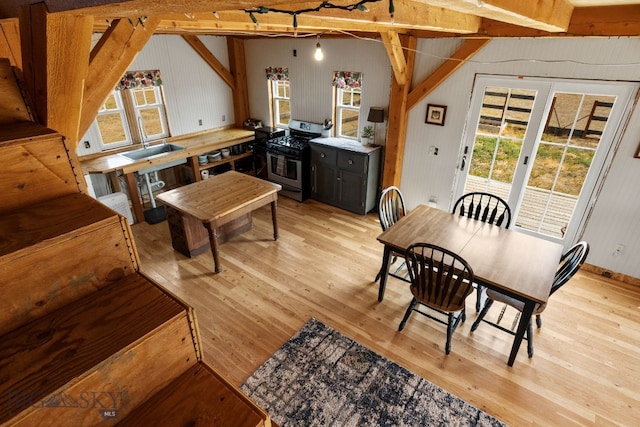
[138,117,149,149]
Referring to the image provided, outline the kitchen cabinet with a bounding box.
[310,139,381,215]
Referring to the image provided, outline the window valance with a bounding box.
[116,70,162,90]
[266,67,289,81]
[332,71,362,89]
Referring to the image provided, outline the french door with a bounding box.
[455,75,636,246]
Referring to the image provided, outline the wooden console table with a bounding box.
[156,171,281,273]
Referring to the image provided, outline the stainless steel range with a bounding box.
[264,119,323,201]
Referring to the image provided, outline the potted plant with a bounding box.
[361,125,374,145]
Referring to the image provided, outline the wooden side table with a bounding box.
[157,171,282,273]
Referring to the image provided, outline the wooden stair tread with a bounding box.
[0,193,120,257]
[118,363,270,427]
[0,122,56,144]
[0,274,186,424]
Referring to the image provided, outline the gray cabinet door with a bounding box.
[338,169,366,213]
[311,145,337,203]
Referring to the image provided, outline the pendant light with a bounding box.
[314,35,324,61]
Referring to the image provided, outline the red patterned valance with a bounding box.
[332,71,362,89]
[266,67,289,81]
[116,70,162,90]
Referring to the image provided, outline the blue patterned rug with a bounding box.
[241,318,508,426]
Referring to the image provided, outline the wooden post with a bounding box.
[382,34,416,188]
[227,37,250,127]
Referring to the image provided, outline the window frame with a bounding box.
[129,86,170,142]
[334,86,362,140]
[95,90,133,150]
[270,79,291,128]
[95,87,170,152]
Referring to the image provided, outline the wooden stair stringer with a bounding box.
[117,363,271,427]
[0,275,196,426]
[0,193,139,336]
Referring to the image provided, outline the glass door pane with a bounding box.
[464,87,537,202]
[517,93,615,237]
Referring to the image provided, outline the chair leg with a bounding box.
[445,313,454,355]
[471,298,494,332]
[535,314,542,329]
[496,304,507,324]
[475,284,484,312]
[375,255,400,282]
[527,321,534,358]
[398,297,418,331]
[374,264,383,282]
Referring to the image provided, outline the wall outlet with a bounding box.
[222,115,226,122]
[198,119,203,126]
[429,196,438,204]
[429,146,439,156]
[83,140,90,149]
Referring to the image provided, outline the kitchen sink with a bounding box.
[120,143,185,160]
[120,143,187,174]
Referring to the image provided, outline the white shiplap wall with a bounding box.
[77,35,233,156]
[244,37,392,142]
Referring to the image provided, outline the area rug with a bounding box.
[241,318,508,426]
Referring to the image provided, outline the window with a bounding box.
[131,86,169,141]
[332,71,362,140]
[266,67,290,128]
[271,80,291,127]
[94,69,169,151]
[96,91,131,149]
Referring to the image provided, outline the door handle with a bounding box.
[460,156,466,171]
[524,156,529,165]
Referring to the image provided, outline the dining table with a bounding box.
[376,204,564,366]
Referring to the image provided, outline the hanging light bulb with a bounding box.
[314,35,324,61]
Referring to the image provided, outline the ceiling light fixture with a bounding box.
[314,35,324,61]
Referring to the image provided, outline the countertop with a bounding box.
[81,127,255,175]
[310,137,381,154]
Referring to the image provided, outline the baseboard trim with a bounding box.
[581,263,640,287]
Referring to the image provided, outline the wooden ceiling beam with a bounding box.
[478,5,640,37]
[381,30,408,86]
[407,38,490,109]
[413,0,574,32]
[150,2,480,35]
[80,16,160,137]
[182,34,235,89]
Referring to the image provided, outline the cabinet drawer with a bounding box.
[337,151,366,173]
[311,146,337,166]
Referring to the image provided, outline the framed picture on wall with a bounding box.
[426,104,447,126]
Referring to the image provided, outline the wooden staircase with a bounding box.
[0,59,270,426]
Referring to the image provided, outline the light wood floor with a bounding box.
[132,197,640,426]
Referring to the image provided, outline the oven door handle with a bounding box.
[278,183,302,193]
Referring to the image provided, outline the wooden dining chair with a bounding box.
[375,186,407,282]
[452,192,512,311]
[470,241,589,358]
[398,243,475,355]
